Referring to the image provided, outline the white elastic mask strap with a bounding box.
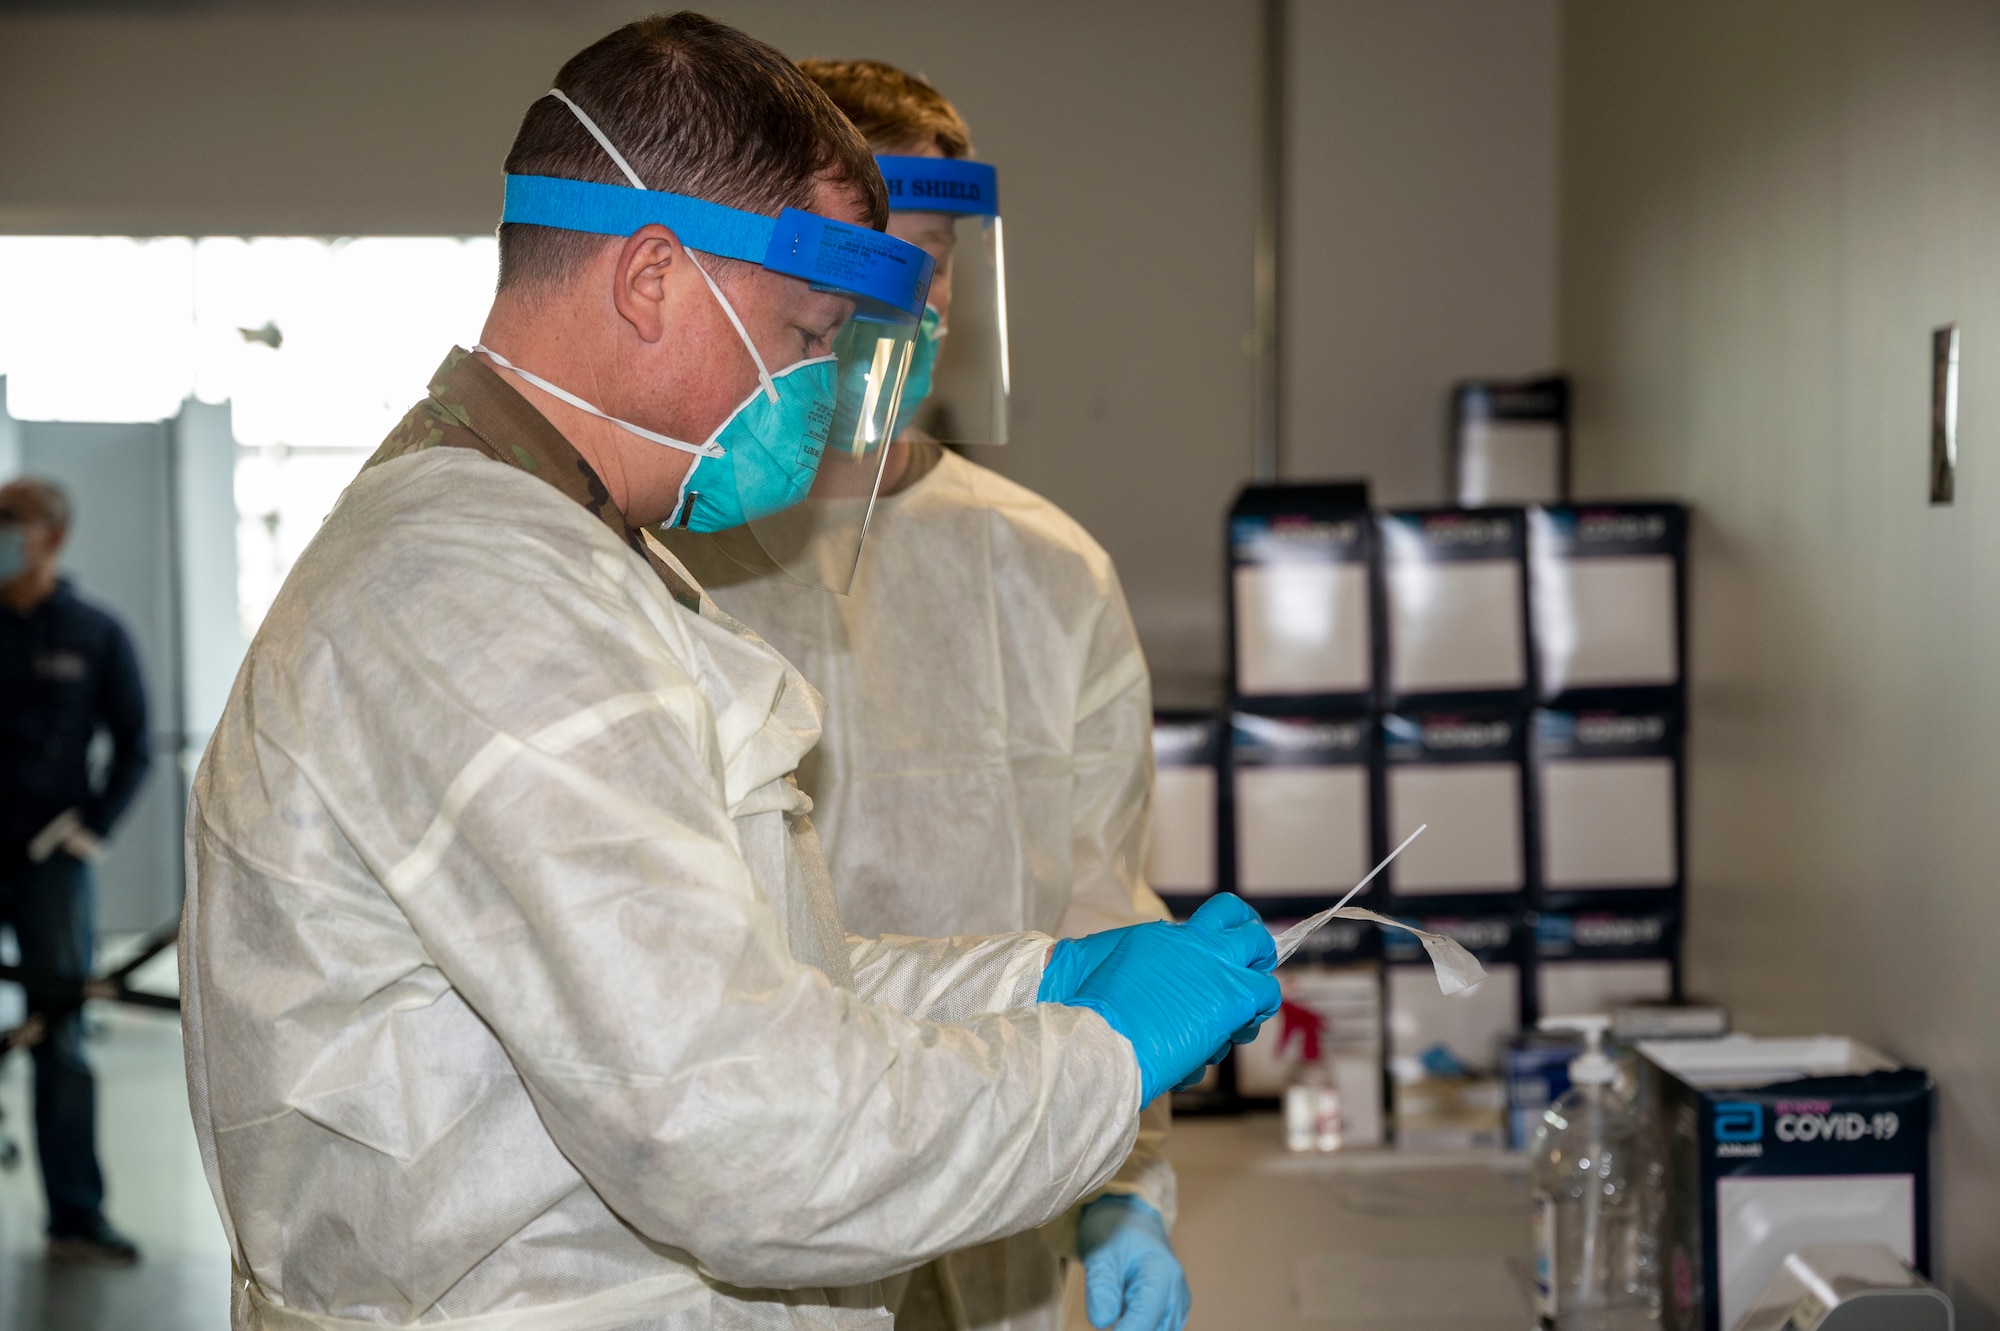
[546,87,781,410]
[473,346,723,459]
[688,252,780,406]
[546,89,647,189]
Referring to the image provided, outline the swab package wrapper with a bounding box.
[1276,906,1486,995]
[1350,908,1488,995]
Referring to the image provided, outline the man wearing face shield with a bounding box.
[668,62,1186,1331]
[179,14,1280,1331]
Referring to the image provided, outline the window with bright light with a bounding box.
[0,236,497,634]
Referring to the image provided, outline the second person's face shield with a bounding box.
[502,90,934,594]
[876,156,1008,447]
[728,287,923,593]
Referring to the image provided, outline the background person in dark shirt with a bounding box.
[0,476,147,1265]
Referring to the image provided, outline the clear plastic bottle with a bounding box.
[1283,1063,1342,1153]
[1529,1016,1657,1330]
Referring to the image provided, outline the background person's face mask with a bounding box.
[893,304,945,432]
[0,522,25,581]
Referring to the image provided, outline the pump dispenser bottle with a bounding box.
[1528,1015,1658,1329]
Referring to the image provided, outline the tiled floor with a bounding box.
[0,953,1531,1331]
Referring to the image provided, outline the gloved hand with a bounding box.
[1040,893,1278,1003]
[1043,895,1281,1104]
[1077,1194,1190,1331]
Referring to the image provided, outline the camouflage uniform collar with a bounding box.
[369,347,701,611]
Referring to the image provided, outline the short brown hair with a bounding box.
[796,59,972,158]
[0,477,70,532]
[498,13,888,292]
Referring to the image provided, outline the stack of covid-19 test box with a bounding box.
[1149,472,1690,1149]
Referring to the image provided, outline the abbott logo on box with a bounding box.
[1714,1102,1765,1158]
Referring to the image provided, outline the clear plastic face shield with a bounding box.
[875,156,1008,446]
[500,91,934,594]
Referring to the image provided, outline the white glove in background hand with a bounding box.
[26,809,104,864]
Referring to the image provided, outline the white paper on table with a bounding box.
[1539,756,1676,887]
[1233,765,1370,894]
[1533,554,1677,693]
[1233,562,1371,695]
[1147,765,1217,891]
[1386,764,1523,893]
[1387,560,1526,694]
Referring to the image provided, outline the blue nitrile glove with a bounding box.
[1077,1195,1190,1331]
[1040,893,1278,1004]
[1179,893,1279,975]
[1043,895,1282,1104]
[1039,928,1140,1006]
[1168,893,1281,1076]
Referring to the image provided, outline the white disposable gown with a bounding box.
[671,445,1171,1331]
[180,449,1144,1331]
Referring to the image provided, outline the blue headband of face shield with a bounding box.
[500,179,936,321]
[873,156,1001,218]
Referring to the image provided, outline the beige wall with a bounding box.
[1283,0,1559,509]
[1561,0,2000,1310]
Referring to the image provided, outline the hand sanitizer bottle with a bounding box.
[1529,1015,1657,1329]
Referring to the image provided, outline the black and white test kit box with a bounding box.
[1532,705,1682,903]
[1148,713,1223,899]
[1531,908,1678,1021]
[1639,1037,1934,1331]
[1228,484,1374,707]
[1381,710,1527,901]
[1230,713,1374,906]
[1452,376,1569,507]
[1528,503,1686,700]
[1380,508,1530,703]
